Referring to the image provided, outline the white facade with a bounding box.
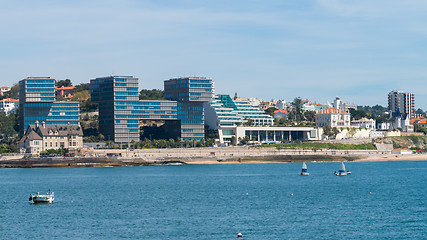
[315,107,351,128]
[217,126,320,145]
[351,117,376,130]
[0,98,18,115]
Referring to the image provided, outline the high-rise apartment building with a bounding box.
[388,90,415,119]
[91,76,213,143]
[19,77,80,133]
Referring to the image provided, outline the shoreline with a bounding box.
[0,154,426,168]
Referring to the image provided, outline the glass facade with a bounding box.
[91,76,213,143]
[164,77,213,140]
[91,76,180,144]
[19,77,80,133]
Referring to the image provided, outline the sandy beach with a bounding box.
[354,154,427,162]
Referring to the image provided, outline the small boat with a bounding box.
[300,162,309,176]
[334,162,351,176]
[29,189,54,204]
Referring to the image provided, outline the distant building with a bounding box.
[333,97,357,112]
[315,107,350,128]
[275,100,287,110]
[392,148,413,155]
[273,109,288,120]
[0,98,19,115]
[56,86,76,97]
[388,90,415,119]
[19,121,83,154]
[19,77,80,134]
[411,116,427,129]
[377,113,413,132]
[0,86,11,96]
[351,117,376,130]
[259,101,274,110]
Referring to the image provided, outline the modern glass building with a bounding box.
[164,77,213,140]
[91,76,212,144]
[19,77,80,133]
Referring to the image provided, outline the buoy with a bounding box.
[290,193,294,196]
[245,193,248,195]
[237,233,243,238]
[369,192,372,194]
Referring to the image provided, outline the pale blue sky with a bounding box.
[1,0,427,109]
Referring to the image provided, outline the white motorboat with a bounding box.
[300,162,309,176]
[334,162,351,176]
[29,189,54,204]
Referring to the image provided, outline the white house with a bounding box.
[0,98,19,115]
[315,107,351,128]
[351,117,376,130]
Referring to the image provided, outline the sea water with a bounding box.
[0,161,426,239]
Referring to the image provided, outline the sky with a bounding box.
[1,0,427,109]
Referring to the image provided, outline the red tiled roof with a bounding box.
[1,98,19,102]
[316,107,349,115]
[410,116,426,124]
[56,86,76,90]
[274,109,288,114]
[393,148,412,151]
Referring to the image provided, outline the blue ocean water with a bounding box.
[0,161,426,239]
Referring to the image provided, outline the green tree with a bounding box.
[265,107,278,116]
[56,79,72,87]
[349,108,368,120]
[0,111,17,141]
[291,97,303,122]
[0,84,19,100]
[303,111,316,122]
[139,89,164,100]
[74,83,90,92]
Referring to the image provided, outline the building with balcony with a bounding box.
[388,90,415,119]
[204,95,275,144]
[315,107,350,128]
[19,77,80,134]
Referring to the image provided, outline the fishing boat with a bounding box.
[29,189,54,204]
[334,162,351,176]
[300,162,309,176]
